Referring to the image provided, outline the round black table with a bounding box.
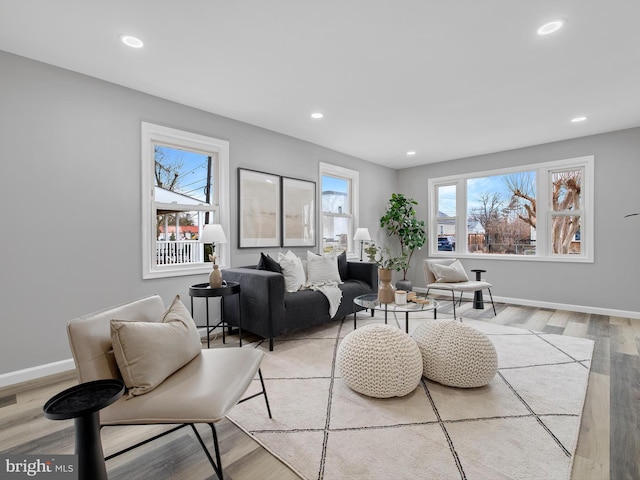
[189,281,242,348]
[43,379,125,480]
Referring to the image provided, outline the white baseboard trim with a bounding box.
[412,287,640,320]
[0,358,75,388]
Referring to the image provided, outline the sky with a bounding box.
[438,171,535,216]
[155,146,210,202]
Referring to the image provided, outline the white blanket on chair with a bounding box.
[302,281,343,318]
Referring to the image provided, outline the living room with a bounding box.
[1,2,639,479]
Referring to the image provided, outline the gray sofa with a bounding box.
[223,259,378,350]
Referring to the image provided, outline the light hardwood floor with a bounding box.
[1,300,638,480]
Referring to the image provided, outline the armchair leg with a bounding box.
[258,368,273,418]
[191,423,223,480]
[451,290,458,321]
[487,288,497,316]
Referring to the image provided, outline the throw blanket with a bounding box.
[302,281,342,317]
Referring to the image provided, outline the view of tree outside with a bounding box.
[154,146,214,241]
[465,169,582,255]
[467,172,536,254]
[550,169,582,254]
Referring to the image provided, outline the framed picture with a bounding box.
[238,168,281,248]
[282,176,316,247]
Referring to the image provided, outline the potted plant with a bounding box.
[367,244,406,304]
[379,193,426,291]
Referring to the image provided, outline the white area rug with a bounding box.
[228,312,594,480]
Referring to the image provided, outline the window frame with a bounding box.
[319,162,360,258]
[141,122,230,279]
[427,155,594,262]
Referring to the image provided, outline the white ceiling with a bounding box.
[1,0,639,169]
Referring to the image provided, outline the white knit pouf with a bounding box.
[337,324,423,398]
[412,320,498,388]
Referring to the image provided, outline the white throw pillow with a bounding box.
[431,260,469,283]
[278,250,306,292]
[307,250,343,284]
[110,295,202,396]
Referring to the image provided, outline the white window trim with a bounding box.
[428,155,594,263]
[319,162,360,258]
[141,122,230,279]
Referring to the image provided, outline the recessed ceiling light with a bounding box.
[119,34,144,48]
[406,151,417,156]
[310,112,324,119]
[571,116,588,123]
[537,19,565,35]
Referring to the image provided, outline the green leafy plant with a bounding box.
[379,193,427,280]
[365,243,406,271]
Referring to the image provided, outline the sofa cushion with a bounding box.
[431,259,469,283]
[278,250,306,292]
[256,252,281,273]
[110,295,202,396]
[307,250,342,284]
[337,251,348,281]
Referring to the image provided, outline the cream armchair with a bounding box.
[67,294,271,480]
[423,259,497,320]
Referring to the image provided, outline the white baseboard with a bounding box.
[0,358,75,388]
[413,287,640,320]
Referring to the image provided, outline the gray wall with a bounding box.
[2,48,638,379]
[399,127,640,313]
[0,51,396,375]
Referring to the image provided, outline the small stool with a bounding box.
[44,379,125,480]
[337,324,423,398]
[412,320,497,388]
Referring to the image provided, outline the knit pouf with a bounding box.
[337,324,423,398]
[412,320,498,388]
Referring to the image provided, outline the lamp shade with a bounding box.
[353,228,371,241]
[199,224,227,244]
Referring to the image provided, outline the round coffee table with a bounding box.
[353,294,439,333]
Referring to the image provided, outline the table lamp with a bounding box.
[199,224,227,264]
[353,228,371,261]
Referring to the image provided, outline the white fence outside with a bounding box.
[156,240,203,265]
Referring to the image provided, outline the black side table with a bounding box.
[470,269,486,309]
[44,379,125,480]
[189,281,242,348]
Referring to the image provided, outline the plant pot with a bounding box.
[378,268,395,304]
[395,279,413,292]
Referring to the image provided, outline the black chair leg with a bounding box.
[451,290,458,320]
[258,368,272,418]
[191,423,223,480]
[487,288,497,316]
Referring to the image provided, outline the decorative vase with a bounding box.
[209,264,223,288]
[395,279,413,292]
[378,268,395,304]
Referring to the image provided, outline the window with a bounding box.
[428,156,593,262]
[320,163,359,255]
[142,122,229,279]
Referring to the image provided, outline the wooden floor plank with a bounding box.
[610,352,640,480]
